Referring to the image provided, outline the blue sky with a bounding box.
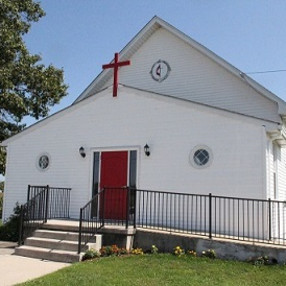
[24,0,286,116]
[1,0,286,181]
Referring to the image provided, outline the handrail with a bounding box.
[78,189,104,254]
[19,188,47,245]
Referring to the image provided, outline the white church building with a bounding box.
[2,17,286,241]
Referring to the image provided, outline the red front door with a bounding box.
[100,151,128,219]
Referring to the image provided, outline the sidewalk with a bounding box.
[0,241,70,286]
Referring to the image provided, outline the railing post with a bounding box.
[18,205,24,246]
[126,187,130,229]
[78,208,83,254]
[268,198,272,241]
[102,189,105,227]
[209,193,212,239]
[133,188,137,229]
[67,188,71,218]
[44,185,49,223]
[27,185,31,202]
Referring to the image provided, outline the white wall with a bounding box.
[98,28,279,123]
[266,141,286,200]
[265,140,286,240]
[3,87,276,220]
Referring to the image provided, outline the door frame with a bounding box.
[89,146,140,200]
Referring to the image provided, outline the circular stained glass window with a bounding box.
[190,145,213,169]
[38,154,50,170]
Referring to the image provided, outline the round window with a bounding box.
[193,149,209,166]
[37,154,50,171]
[190,145,213,169]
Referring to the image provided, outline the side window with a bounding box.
[129,150,137,188]
[129,150,137,215]
[92,152,100,196]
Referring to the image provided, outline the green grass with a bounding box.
[19,254,286,286]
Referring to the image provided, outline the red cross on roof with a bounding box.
[102,53,131,97]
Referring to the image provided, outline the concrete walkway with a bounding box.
[0,241,70,286]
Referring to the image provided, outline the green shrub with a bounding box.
[131,248,144,255]
[100,245,113,256]
[249,255,278,266]
[100,245,128,257]
[187,250,197,257]
[119,247,128,255]
[0,203,21,242]
[202,249,216,259]
[173,246,184,257]
[151,244,159,254]
[82,248,100,261]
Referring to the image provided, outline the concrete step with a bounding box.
[25,237,88,252]
[15,245,82,263]
[15,220,103,263]
[41,222,79,232]
[34,229,80,241]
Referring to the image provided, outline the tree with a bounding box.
[0,181,4,192]
[0,0,68,175]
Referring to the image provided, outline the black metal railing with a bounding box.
[46,187,71,219]
[134,189,286,245]
[18,188,47,245]
[19,185,71,245]
[77,187,286,252]
[100,187,136,228]
[78,187,136,253]
[26,185,71,219]
[78,190,105,254]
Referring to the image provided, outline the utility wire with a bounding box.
[246,69,286,75]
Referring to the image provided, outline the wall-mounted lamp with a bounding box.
[79,146,86,158]
[144,144,150,157]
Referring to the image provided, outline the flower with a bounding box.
[201,249,216,259]
[187,250,197,257]
[173,246,184,257]
[132,248,144,255]
[151,245,159,254]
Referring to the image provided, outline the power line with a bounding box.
[246,69,286,75]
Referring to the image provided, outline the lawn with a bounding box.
[20,254,286,286]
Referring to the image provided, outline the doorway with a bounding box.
[92,150,137,220]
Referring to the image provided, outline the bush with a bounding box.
[202,249,216,259]
[187,250,197,257]
[118,247,128,255]
[249,255,278,266]
[100,245,128,257]
[151,245,159,254]
[100,245,114,256]
[173,246,185,257]
[0,203,21,242]
[82,248,100,261]
[131,248,144,255]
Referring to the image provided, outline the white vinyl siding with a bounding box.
[3,87,274,220]
[98,28,279,122]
